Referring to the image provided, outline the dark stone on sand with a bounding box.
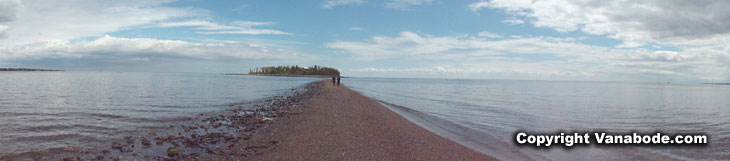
[167,147,180,157]
[7,81,320,161]
[243,133,252,140]
[62,156,75,161]
[141,138,151,147]
[124,136,134,144]
[111,142,123,151]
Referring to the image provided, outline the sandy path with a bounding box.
[237,81,496,160]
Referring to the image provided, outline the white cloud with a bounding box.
[502,18,525,24]
[197,30,291,35]
[321,0,431,10]
[0,0,207,48]
[321,0,366,8]
[349,62,602,80]
[385,0,433,9]
[349,26,363,31]
[156,20,291,35]
[0,35,312,62]
[477,31,502,38]
[0,0,300,69]
[351,66,467,73]
[0,0,19,22]
[325,31,601,60]
[327,31,730,81]
[232,21,277,27]
[471,0,730,49]
[469,0,532,12]
[157,20,237,30]
[467,1,490,12]
[0,25,7,38]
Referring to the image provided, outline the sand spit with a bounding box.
[1,80,495,160]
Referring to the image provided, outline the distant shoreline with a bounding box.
[703,83,730,86]
[0,68,63,71]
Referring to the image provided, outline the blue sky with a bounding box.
[1,0,729,82]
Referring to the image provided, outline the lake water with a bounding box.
[3,72,729,160]
[0,72,319,157]
[345,77,730,160]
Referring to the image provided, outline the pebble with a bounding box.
[243,134,252,140]
[54,82,319,160]
[167,147,180,157]
[62,156,75,161]
[141,138,151,146]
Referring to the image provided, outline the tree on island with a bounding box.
[249,65,340,76]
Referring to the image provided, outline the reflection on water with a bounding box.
[345,78,730,160]
[0,72,318,156]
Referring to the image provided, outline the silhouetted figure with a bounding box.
[336,77,341,86]
[332,76,336,86]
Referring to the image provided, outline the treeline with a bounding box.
[249,65,340,76]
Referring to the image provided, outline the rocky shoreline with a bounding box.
[1,81,322,161]
[2,80,494,161]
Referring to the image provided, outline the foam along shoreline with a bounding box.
[377,101,533,161]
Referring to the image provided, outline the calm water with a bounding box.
[345,78,730,160]
[0,72,318,156]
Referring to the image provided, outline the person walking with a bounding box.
[336,76,341,86]
[332,76,336,86]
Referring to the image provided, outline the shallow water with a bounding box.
[0,72,319,157]
[345,78,730,160]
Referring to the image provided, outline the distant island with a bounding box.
[244,65,340,77]
[0,68,63,71]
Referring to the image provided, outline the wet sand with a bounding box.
[210,80,495,160]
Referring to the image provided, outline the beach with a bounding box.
[209,80,495,160]
[0,78,493,160]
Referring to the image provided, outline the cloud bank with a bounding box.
[0,0,305,70]
[327,31,730,81]
[0,0,208,47]
[321,0,366,8]
[1,36,312,67]
[156,20,292,35]
[321,0,432,9]
[469,0,730,48]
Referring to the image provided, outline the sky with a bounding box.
[0,0,729,82]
